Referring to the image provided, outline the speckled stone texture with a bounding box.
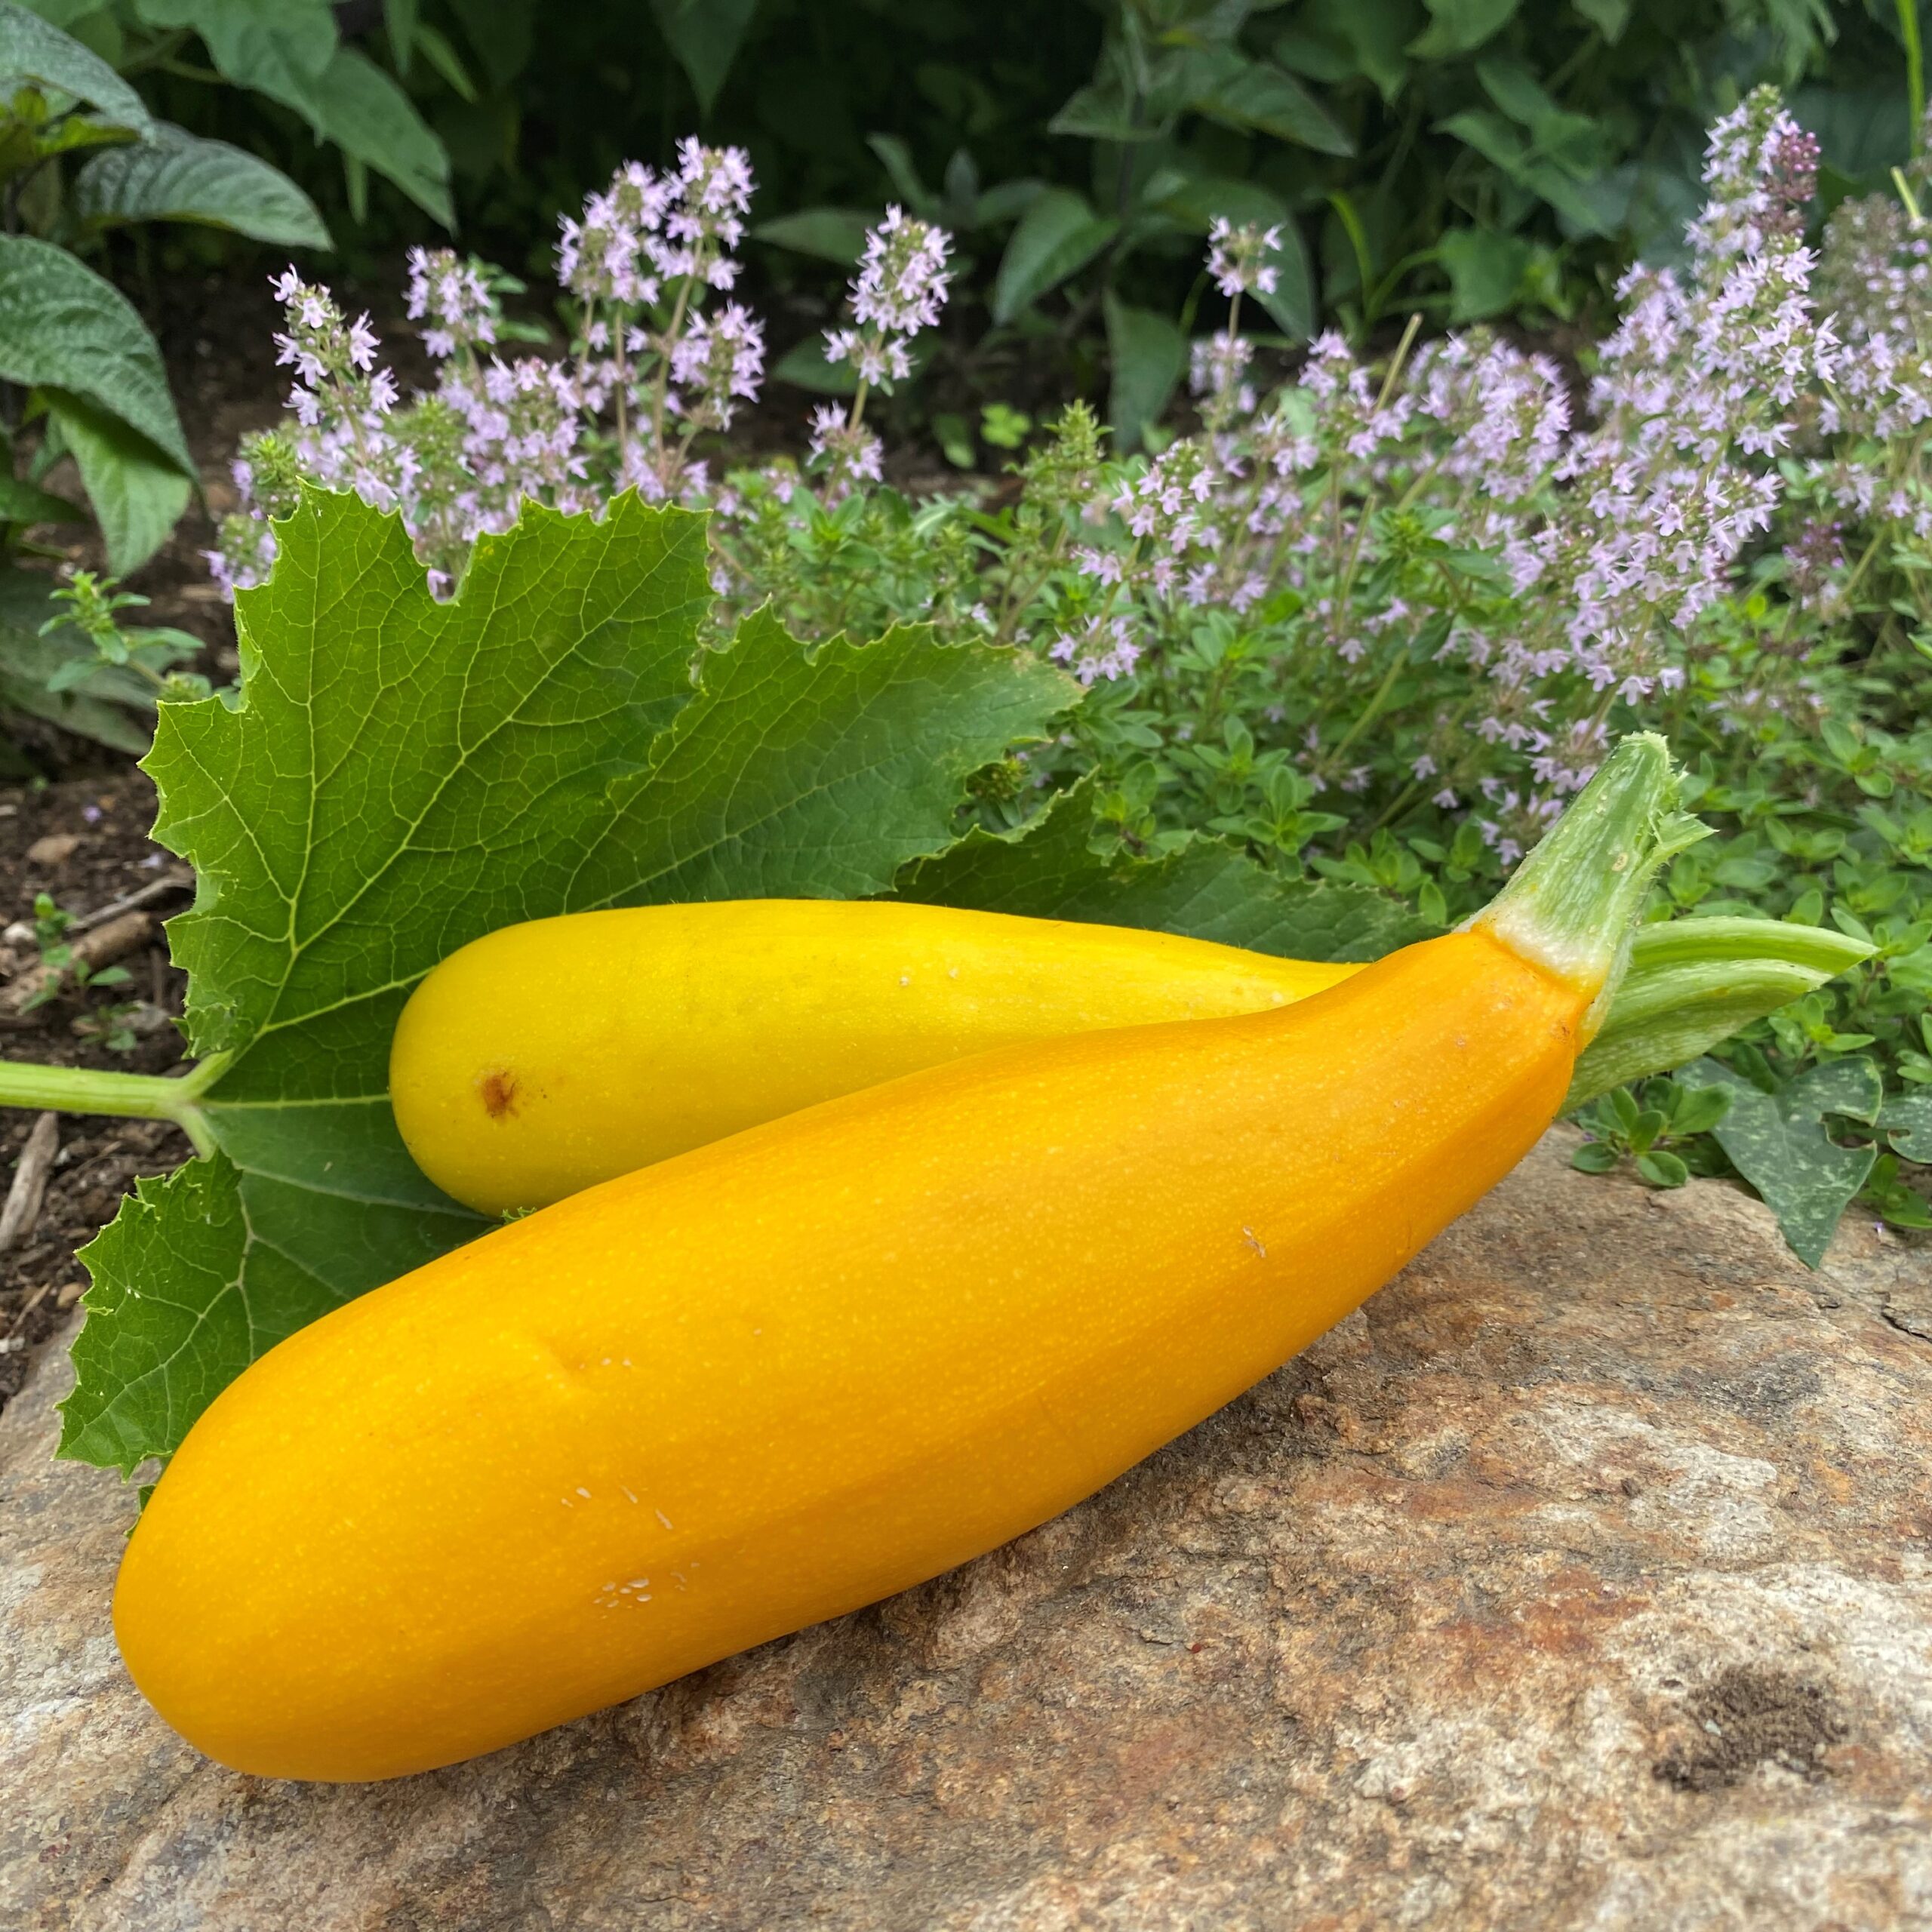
[4,1131,1930,1932]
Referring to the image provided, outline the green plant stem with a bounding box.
[1902,0,1927,148]
[0,1052,231,1159]
[1565,918,1875,1109]
[1323,643,1408,772]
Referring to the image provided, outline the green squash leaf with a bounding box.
[61,488,1074,1473]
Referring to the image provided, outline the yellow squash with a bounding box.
[390,901,1353,1215]
[114,737,1687,1782]
[391,900,1869,1218]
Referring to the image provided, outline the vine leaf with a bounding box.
[61,488,1073,1473]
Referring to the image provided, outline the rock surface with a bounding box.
[4,1132,1931,1931]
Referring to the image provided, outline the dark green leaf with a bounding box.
[1183,50,1353,156]
[132,0,336,109]
[1438,226,1532,322]
[1435,109,1617,234]
[1278,0,1417,100]
[865,134,931,210]
[1103,294,1186,454]
[898,783,1435,962]
[305,46,452,227]
[0,0,152,131]
[0,237,191,475]
[1050,54,1155,145]
[411,23,475,101]
[1571,1140,1621,1174]
[992,187,1117,324]
[771,335,860,395]
[1881,1093,1932,1164]
[43,389,191,574]
[72,122,332,248]
[383,0,417,72]
[1680,1057,1884,1269]
[755,207,873,266]
[648,0,758,114]
[1147,175,1315,338]
[0,473,82,524]
[1409,0,1521,58]
[1571,0,1629,38]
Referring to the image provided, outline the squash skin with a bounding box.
[389,900,1356,1216]
[116,929,1583,1782]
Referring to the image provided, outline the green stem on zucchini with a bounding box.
[0,1051,231,1160]
[1469,733,1709,1039]
[1564,918,1873,1110]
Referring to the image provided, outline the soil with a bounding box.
[0,770,192,1415]
[1653,1663,1849,1791]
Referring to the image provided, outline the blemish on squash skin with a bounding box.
[480,1070,520,1120]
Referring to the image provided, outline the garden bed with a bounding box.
[0,771,191,1413]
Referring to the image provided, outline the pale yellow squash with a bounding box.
[390,900,1354,1215]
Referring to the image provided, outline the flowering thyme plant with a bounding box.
[209,91,1931,1232]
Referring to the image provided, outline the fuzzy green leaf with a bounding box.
[44,388,192,574]
[0,237,192,475]
[0,0,152,131]
[61,488,1074,1472]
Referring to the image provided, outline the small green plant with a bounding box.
[21,890,132,1016]
[72,998,141,1053]
[42,571,206,698]
[1572,1078,1733,1189]
[6,569,208,755]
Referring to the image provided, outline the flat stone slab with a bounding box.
[4,1132,1930,1930]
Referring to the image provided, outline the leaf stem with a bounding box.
[0,1051,231,1160]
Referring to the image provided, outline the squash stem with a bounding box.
[1565,918,1873,1108]
[0,1052,230,1159]
[1469,733,1709,1038]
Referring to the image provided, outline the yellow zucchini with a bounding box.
[390,902,1352,1215]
